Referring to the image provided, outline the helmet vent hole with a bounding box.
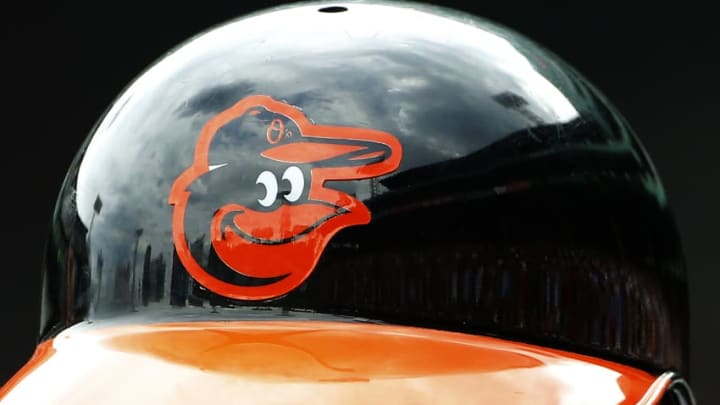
[318,6,348,13]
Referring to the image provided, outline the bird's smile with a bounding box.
[214,202,346,245]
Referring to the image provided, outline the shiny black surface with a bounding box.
[39,1,689,375]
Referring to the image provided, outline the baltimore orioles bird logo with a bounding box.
[169,95,402,301]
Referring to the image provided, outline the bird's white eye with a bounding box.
[256,171,278,207]
[282,166,304,202]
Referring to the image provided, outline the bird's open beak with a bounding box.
[260,137,392,169]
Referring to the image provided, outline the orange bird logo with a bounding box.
[169,95,402,301]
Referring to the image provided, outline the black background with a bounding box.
[2,0,718,402]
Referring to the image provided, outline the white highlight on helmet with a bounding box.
[282,166,304,202]
[256,171,278,207]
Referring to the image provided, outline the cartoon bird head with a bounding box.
[169,95,402,300]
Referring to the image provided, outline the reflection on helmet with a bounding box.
[33,0,689,399]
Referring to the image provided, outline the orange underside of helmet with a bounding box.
[0,321,668,404]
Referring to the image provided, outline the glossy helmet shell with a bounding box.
[40,1,689,377]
